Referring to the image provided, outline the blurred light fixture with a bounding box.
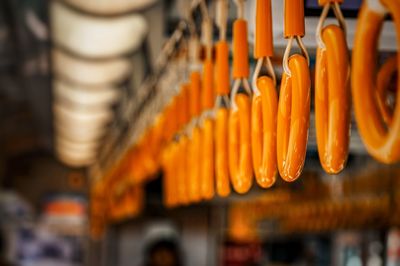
[53,79,121,108]
[51,1,148,58]
[63,0,158,15]
[54,121,106,143]
[52,49,132,86]
[53,103,113,126]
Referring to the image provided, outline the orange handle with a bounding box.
[215,107,231,197]
[202,59,215,110]
[284,0,305,38]
[315,25,350,174]
[161,147,172,207]
[251,76,278,188]
[228,94,253,193]
[215,41,230,95]
[377,55,397,126]
[177,136,189,205]
[200,118,215,200]
[233,19,249,79]
[277,54,310,181]
[318,0,343,5]
[188,126,202,202]
[352,2,400,164]
[255,0,274,58]
[171,142,181,206]
[190,71,202,117]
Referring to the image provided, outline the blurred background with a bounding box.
[0,0,398,265]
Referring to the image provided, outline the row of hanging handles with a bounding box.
[160,0,399,207]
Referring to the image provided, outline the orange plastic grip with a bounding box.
[190,71,202,117]
[177,136,189,205]
[215,107,231,197]
[284,0,305,38]
[161,147,173,207]
[233,19,249,79]
[351,2,400,163]
[202,59,215,109]
[255,0,274,58]
[200,118,215,200]
[215,41,230,95]
[315,25,350,174]
[377,55,397,126]
[251,76,278,188]
[188,126,202,202]
[228,94,253,193]
[277,55,310,181]
[318,0,343,6]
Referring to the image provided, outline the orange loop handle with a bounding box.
[200,118,215,200]
[255,0,274,58]
[352,1,400,164]
[233,19,249,79]
[202,59,215,109]
[162,144,177,207]
[188,126,202,202]
[277,54,310,182]
[215,107,231,197]
[284,0,305,38]
[251,76,278,188]
[377,55,397,126]
[315,25,350,174]
[228,94,253,193]
[190,72,202,117]
[178,136,189,205]
[215,41,230,95]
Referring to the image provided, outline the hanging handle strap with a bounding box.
[255,0,273,58]
[215,41,230,95]
[284,0,305,38]
[233,19,249,79]
[215,0,230,96]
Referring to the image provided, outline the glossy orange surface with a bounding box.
[254,0,273,58]
[188,126,202,202]
[315,25,350,174]
[233,19,249,79]
[229,94,253,193]
[277,55,310,182]
[200,118,215,200]
[215,107,231,197]
[284,0,305,38]
[352,2,400,163]
[377,55,397,126]
[251,76,278,187]
[215,41,230,95]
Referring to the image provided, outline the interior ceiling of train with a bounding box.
[0,0,397,201]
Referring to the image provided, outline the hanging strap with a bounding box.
[233,19,249,79]
[284,0,305,38]
[215,41,230,95]
[254,0,273,58]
